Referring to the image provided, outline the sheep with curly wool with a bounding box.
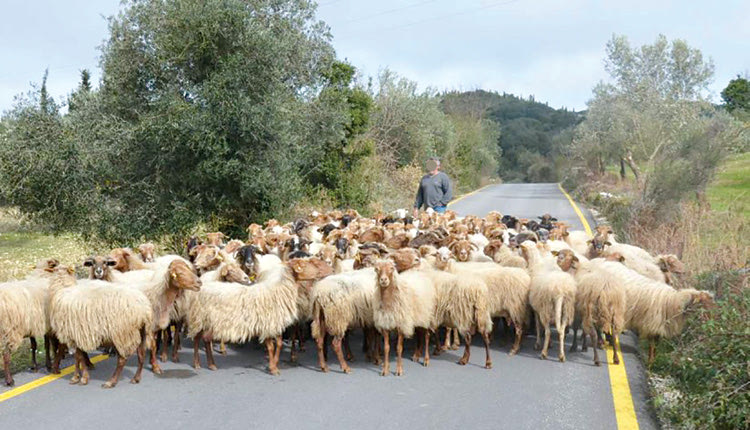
[434,247,530,355]
[0,260,60,386]
[310,267,378,373]
[185,264,297,375]
[372,259,437,376]
[598,242,665,283]
[593,261,713,365]
[47,266,153,388]
[554,249,626,366]
[519,241,577,362]
[483,240,526,268]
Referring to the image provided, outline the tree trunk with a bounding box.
[623,150,641,184]
[619,158,626,180]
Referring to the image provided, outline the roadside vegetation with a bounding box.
[565,35,749,429]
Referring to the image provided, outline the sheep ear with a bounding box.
[83,259,93,267]
[551,250,559,256]
[106,259,117,266]
[563,231,569,237]
[171,272,178,279]
[573,256,579,262]
[44,267,55,273]
[67,266,75,275]
[551,217,557,221]
[618,256,626,262]
[604,241,612,246]
[293,263,304,273]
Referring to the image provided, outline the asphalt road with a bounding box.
[0,183,657,429]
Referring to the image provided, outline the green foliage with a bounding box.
[649,271,749,430]
[721,75,750,113]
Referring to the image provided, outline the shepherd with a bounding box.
[413,157,453,216]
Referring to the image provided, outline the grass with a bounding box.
[706,152,750,220]
[0,207,91,383]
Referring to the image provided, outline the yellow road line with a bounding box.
[558,182,639,430]
[0,354,109,403]
[448,183,493,207]
[557,183,593,236]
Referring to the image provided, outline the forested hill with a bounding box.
[442,90,583,182]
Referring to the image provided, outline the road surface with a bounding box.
[0,183,657,429]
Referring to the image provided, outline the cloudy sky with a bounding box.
[1,0,747,113]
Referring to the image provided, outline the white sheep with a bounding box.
[310,267,378,373]
[520,241,577,362]
[599,242,664,282]
[372,260,437,376]
[563,229,592,256]
[554,250,626,366]
[48,266,153,388]
[483,240,526,268]
[185,264,297,375]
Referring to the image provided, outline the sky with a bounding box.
[1,0,748,114]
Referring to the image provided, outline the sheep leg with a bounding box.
[370,330,382,365]
[411,328,422,362]
[171,324,181,362]
[218,341,227,356]
[159,329,169,362]
[332,336,351,374]
[581,327,588,352]
[482,331,493,369]
[29,337,39,371]
[451,328,461,350]
[510,323,523,356]
[204,337,217,371]
[557,321,567,363]
[290,325,299,363]
[44,334,53,372]
[611,330,620,365]
[395,332,404,376]
[53,342,66,375]
[381,330,390,376]
[443,328,451,351]
[69,349,82,385]
[274,336,282,372]
[315,332,329,373]
[149,333,163,374]
[3,350,13,386]
[102,354,126,389]
[265,338,280,376]
[648,339,656,366]
[192,332,202,369]
[131,327,147,384]
[77,349,90,386]
[343,334,354,361]
[423,330,431,367]
[458,333,472,365]
[540,324,551,360]
[534,314,542,351]
[569,320,580,353]
[588,326,600,366]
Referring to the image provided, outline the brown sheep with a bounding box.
[137,243,156,263]
[84,256,117,282]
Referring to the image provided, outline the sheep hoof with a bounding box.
[540,353,547,360]
[509,349,518,356]
[559,354,566,363]
[320,366,329,373]
[534,343,541,351]
[172,356,180,363]
[450,345,459,351]
[130,377,140,384]
[342,367,351,374]
[423,359,430,367]
[269,369,280,376]
[380,370,389,376]
[101,381,116,389]
[192,363,200,370]
[395,369,403,376]
[80,377,89,386]
[69,375,80,385]
[594,360,601,367]
[208,364,217,371]
[485,362,493,369]
[152,367,163,375]
[581,346,588,352]
[411,355,419,362]
[457,359,468,366]
[5,379,15,387]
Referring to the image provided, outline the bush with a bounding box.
[649,271,749,430]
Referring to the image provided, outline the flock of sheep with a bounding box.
[0,209,713,388]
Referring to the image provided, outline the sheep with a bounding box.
[310,267,379,373]
[0,263,58,386]
[519,241,577,362]
[554,249,626,366]
[448,239,493,263]
[199,261,251,285]
[193,245,232,275]
[47,265,153,388]
[434,247,530,356]
[593,261,713,365]
[186,236,202,262]
[137,242,156,263]
[186,264,298,375]
[372,259,437,376]
[83,255,117,281]
[483,240,526,268]
[656,254,685,285]
[223,239,245,256]
[598,241,665,282]
[562,227,592,256]
[110,247,150,272]
[206,232,226,246]
[287,258,333,362]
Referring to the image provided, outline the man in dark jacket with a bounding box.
[413,157,453,216]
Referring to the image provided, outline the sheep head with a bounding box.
[374,259,396,289]
[392,248,421,272]
[288,257,333,282]
[552,249,578,272]
[136,242,156,263]
[193,245,226,275]
[236,245,260,280]
[657,254,685,274]
[483,240,504,259]
[316,245,338,267]
[448,239,476,262]
[35,258,60,270]
[434,247,453,270]
[206,232,225,246]
[167,260,201,292]
[83,255,117,280]
[223,239,245,255]
[217,263,252,285]
[604,252,626,263]
[109,248,135,272]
